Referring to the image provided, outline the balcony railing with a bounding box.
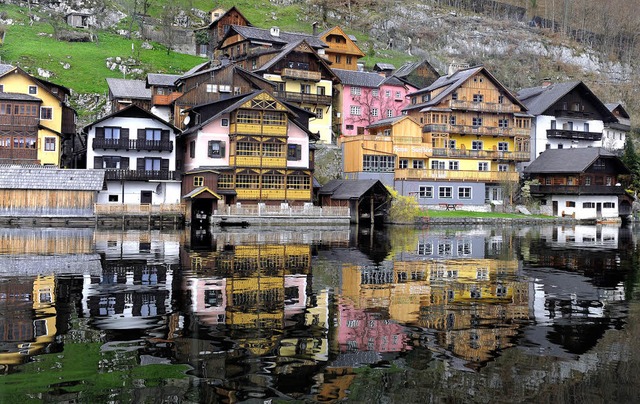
[281,68,322,82]
[104,169,177,181]
[546,129,602,141]
[529,184,626,195]
[553,109,594,119]
[450,100,521,113]
[272,91,332,105]
[0,115,39,129]
[152,92,182,106]
[423,123,530,137]
[395,168,519,182]
[0,148,38,162]
[92,138,173,152]
[431,148,530,161]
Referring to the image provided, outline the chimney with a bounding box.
[312,21,318,36]
[542,78,552,87]
[270,26,280,37]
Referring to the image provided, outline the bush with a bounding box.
[386,186,421,224]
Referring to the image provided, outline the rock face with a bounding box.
[314,145,343,185]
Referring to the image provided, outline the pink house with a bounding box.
[334,69,417,137]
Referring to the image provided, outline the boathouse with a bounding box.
[0,165,105,217]
[318,179,391,224]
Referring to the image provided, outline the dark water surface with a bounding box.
[1,224,639,403]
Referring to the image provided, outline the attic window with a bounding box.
[28,86,37,95]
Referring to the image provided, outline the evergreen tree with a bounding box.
[622,137,640,191]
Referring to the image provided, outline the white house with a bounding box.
[603,103,630,151]
[84,104,182,205]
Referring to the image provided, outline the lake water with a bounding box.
[0,223,639,403]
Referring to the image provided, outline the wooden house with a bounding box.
[106,78,151,113]
[317,179,391,224]
[0,165,105,217]
[65,12,91,29]
[524,147,632,219]
[403,65,531,206]
[0,93,42,164]
[146,73,181,122]
[179,90,317,210]
[392,59,441,89]
[0,64,77,166]
[195,6,252,58]
[316,26,364,71]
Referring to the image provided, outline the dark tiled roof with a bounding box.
[517,81,582,115]
[0,166,105,191]
[0,92,42,102]
[83,104,179,133]
[319,179,388,199]
[231,25,327,49]
[374,62,395,71]
[523,147,627,174]
[147,73,180,87]
[333,68,384,88]
[366,115,409,129]
[0,63,15,76]
[106,78,151,100]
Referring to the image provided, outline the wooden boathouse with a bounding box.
[317,179,391,224]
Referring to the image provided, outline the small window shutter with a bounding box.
[137,158,145,171]
[208,140,214,157]
[137,128,145,140]
[296,145,301,160]
[220,142,226,157]
[93,156,103,169]
[160,159,169,171]
[121,157,130,170]
[95,127,104,139]
[161,130,170,142]
[121,128,129,141]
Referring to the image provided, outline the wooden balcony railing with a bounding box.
[229,123,287,136]
[92,138,173,152]
[104,169,177,181]
[432,148,530,161]
[0,148,39,163]
[553,109,594,119]
[395,168,519,182]
[546,129,602,141]
[272,91,332,105]
[281,68,322,82]
[423,123,530,137]
[152,92,183,106]
[450,100,521,113]
[529,184,626,195]
[0,115,39,129]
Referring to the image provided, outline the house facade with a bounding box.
[317,26,364,71]
[84,104,181,206]
[334,68,417,138]
[196,6,252,58]
[603,103,630,151]
[516,81,617,164]
[0,64,76,166]
[402,65,531,205]
[106,78,151,113]
[179,91,316,209]
[146,73,181,122]
[524,147,632,220]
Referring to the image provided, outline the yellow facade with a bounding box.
[0,68,68,165]
[318,26,365,71]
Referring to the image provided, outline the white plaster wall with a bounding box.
[551,194,620,219]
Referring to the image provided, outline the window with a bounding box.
[448,139,456,149]
[603,202,615,208]
[101,156,122,169]
[450,115,456,125]
[44,137,56,151]
[439,186,452,199]
[557,143,564,149]
[395,91,401,99]
[362,154,395,172]
[206,84,218,93]
[234,86,241,95]
[472,140,483,150]
[459,187,471,199]
[28,86,37,94]
[498,95,504,104]
[218,117,229,127]
[383,129,391,136]
[315,108,323,119]
[498,164,508,172]
[0,85,3,92]
[335,55,341,63]
[385,90,391,97]
[287,144,302,160]
[144,158,161,171]
[145,128,161,141]
[584,123,589,132]
[566,201,576,207]
[208,140,225,158]
[317,86,326,95]
[585,176,591,186]
[451,92,458,100]
[478,162,489,171]
[606,176,612,186]
[473,94,483,102]
[105,127,120,140]
[550,120,556,129]
[346,56,353,65]
[219,85,231,92]
[431,160,445,170]
[386,109,393,118]
[372,89,379,97]
[301,84,311,94]
[449,161,459,170]
[350,86,361,96]
[498,119,509,128]
[189,141,196,158]
[108,195,118,202]
[472,117,482,126]
[346,124,354,130]
[419,186,433,198]
[413,160,424,169]
[583,202,595,209]
[194,176,204,187]
[350,106,361,116]
[497,142,508,151]
[40,107,53,120]
[371,108,379,117]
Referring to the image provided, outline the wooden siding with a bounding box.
[0,189,96,215]
[0,230,94,254]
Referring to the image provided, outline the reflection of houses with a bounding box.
[317,179,391,224]
[524,147,632,219]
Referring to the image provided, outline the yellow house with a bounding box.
[0,64,76,166]
[317,26,365,71]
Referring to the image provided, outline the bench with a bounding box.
[439,203,461,211]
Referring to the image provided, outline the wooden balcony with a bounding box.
[234,155,287,168]
[92,138,173,152]
[395,168,519,182]
[0,115,39,130]
[272,91,332,105]
[229,123,287,136]
[104,169,177,181]
[0,148,38,163]
[529,184,626,195]
[553,109,594,119]
[450,100,521,113]
[152,92,182,106]
[546,129,602,141]
[423,123,530,137]
[281,68,322,82]
[432,148,530,161]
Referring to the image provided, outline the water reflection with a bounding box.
[0,224,636,402]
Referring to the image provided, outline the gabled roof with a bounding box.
[517,81,615,121]
[203,6,253,30]
[605,103,630,119]
[146,73,181,87]
[106,78,151,100]
[0,92,42,102]
[254,39,338,82]
[405,65,527,112]
[224,25,327,49]
[0,64,15,76]
[333,68,384,88]
[366,115,419,129]
[523,147,629,174]
[83,103,179,133]
[183,186,222,199]
[0,165,105,191]
[374,63,395,71]
[318,179,390,200]
[182,61,212,77]
[0,64,72,100]
[317,26,365,57]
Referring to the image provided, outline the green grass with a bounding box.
[421,210,550,219]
